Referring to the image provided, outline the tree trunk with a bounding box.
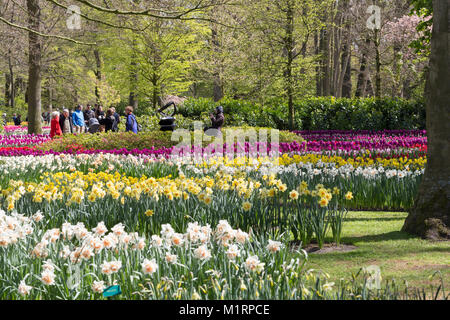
[48,86,53,113]
[94,48,102,103]
[285,0,295,130]
[402,0,450,240]
[374,29,381,98]
[331,6,341,97]
[402,79,412,100]
[151,72,160,110]
[5,74,11,107]
[340,42,352,98]
[366,74,374,97]
[7,53,15,107]
[27,0,42,134]
[392,42,402,97]
[319,25,330,96]
[211,26,223,102]
[129,38,138,110]
[355,38,370,98]
[314,31,321,96]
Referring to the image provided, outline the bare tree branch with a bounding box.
[0,15,95,45]
[45,0,148,32]
[71,0,233,19]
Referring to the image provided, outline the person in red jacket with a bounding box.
[50,111,62,138]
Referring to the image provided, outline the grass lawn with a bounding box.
[307,211,450,290]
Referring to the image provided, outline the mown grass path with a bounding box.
[308,211,450,289]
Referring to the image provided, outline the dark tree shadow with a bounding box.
[344,231,416,243]
[344,217,406,222]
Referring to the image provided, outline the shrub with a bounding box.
[289,97,426,131]
[38,131,174,152]
[177,97,425,130]
[38,127,303,152]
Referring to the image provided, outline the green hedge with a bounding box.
[175,97,425,130]
[38,127,302,152]
[180,98,276,128]
[38,131,175,152]
[291,97,426,131]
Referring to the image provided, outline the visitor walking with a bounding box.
[125,106,138,134]
[59,109,73,134]
[13,113,21,126]
[111,107,120,132]
[72,105,85,134]
[83,104,94,122]
[100,108,115,132]
[42,111,50,125]
[50,111,62,138]
[95,105,105,121]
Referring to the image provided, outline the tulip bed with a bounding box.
[0,129,442,300]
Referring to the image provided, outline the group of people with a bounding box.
[12,113,22,126]
[49,104,139,138]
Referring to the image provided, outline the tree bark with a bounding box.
[48,86,53,113]
[374,29,381,98]
[5,74,11,107]
[402,0,450,240]
[314,31,321,96]
[7,53,15,107]
[340,42,352,98]
[319,24,330,96]
[129,37,138,110]
[355,38,370,98]
[151,72,160,110]
[211,26,223,102]
[27,0,42,134]
[94,48,102,103]
[284,0,295,130]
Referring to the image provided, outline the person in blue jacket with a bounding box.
[72,105,85,134]
[125,106,138,134]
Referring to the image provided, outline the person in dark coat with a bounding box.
[13,113,21,126]
[99,108,115,132]
[111,107,120,132]
[83,105,94,122]
[59,109,73,134]
[205,106,224,133]
[95,105,105,121]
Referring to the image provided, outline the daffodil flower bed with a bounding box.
[0,210,442,300]
[2,169,353,248]
[0,153,423,211]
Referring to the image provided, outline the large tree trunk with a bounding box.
[151,72,160,110]
[340,42,352,98]
[5,74,11,107]
[319,24,330,96]
[48,86,53,113]
[331,4,341,97]
[314,31,321,96]
[374,29,381,98]
[27,0,42,134]
[211,26,223,102]
[402,0,449,240]
[284,0,295,130]
[129,37,138,110]
[94,48,102,103]
[355,38,370,98]
[7,53,15,107]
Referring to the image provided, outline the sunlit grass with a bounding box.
[307,211,450,289]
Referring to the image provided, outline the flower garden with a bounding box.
[0,125,447,300]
